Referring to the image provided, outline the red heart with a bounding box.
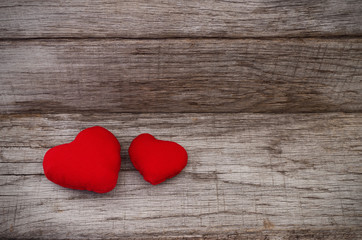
[128,133,188,185]
[43,126,121,193]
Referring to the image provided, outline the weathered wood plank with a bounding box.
[1,39,361,114]
[0,113,361,239]
[0,0,361,39]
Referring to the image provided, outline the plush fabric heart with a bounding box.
[43,126,121,193]
[128,133,188,185]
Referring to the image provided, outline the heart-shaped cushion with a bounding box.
[128,133,187,185]
[43,126,121,193]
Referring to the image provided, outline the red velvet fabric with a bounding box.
[43,126,121,193]
[129,133,188,185]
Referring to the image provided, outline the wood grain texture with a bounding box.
[0,113,361,239]
[0,0,361,39]
[1,38,361,114]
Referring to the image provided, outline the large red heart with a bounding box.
[43,126,121,193]
[128,133,188,185]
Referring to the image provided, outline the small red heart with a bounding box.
[128,133,188,185]
[43,126,121,193]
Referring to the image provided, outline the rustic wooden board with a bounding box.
[0,113,361,239]
[0,0,361,39]
[1,38,361,114]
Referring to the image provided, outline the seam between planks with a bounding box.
[1,35,362,42]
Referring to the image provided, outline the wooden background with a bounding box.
[0,1,361,239]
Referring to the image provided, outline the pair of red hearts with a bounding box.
[43,126,188,193]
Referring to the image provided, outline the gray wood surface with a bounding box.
[1,0,362,239]
[0,0,361,39]
[1,113,361,239]
[1,38,361,114]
